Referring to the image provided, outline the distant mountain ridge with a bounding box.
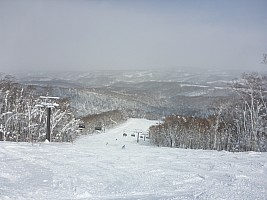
[15,69,241,88]
[13,69,242,118]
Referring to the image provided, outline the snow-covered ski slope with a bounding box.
[0,118,267,200]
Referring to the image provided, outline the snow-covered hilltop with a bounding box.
[0,118,267,200]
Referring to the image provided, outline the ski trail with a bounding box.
[0,118,267,200]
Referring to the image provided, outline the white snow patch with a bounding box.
[180,83,209,88]
[44,139,50,143]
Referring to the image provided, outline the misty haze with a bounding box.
[0,0,267,199]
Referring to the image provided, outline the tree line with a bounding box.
[81,110,126,134]
[149,73,267,152]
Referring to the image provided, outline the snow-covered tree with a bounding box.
[231,73,267,151]
[0,74,79,143]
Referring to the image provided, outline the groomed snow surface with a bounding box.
[0,118,267,200]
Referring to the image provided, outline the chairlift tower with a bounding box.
[39,96,60,142]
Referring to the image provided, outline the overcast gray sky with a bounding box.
[0,0,266,73]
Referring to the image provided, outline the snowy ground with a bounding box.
[0,118,267,200]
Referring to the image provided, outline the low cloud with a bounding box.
[0,0,266,73]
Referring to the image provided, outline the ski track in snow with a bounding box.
[0,118,267,200]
